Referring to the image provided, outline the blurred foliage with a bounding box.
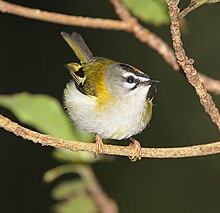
[53,193,97,213]
[121,0,169,25]
[0,92,75,140]
[0,92,95,163]
[0,92,97,212]
[44,165,98,213]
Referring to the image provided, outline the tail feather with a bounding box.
[61,32,93,63]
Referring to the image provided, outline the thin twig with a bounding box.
[83,166,118,213]
[44,164,118,213]
[0,0,219,95]
[0,0,129,30]
[110,0,179,70]
[110,0,220,95]
[166,0,220,130]
[1,114,220,159]
[0,0,178,70]
[179,1,201,19]
[198,73,220,95]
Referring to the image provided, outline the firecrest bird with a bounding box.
[62,32,159,161]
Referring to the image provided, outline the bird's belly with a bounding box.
[94,102,149,139]
[73,99,151,140]
[64,82,151,140]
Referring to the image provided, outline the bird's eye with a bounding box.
[126,76,135,84]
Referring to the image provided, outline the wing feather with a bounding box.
[64,63,86,85]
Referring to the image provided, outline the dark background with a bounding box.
[0,0,220,212]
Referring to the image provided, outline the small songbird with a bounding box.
[62,32,159,161]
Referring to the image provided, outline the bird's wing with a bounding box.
[64,63,86,85]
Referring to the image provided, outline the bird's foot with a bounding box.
[95,134,103,157]
[129,137,142,162]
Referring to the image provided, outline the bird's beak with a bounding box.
[143,79,160,86]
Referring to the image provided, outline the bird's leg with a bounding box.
[129,137,142,161]
[95,134,104,157]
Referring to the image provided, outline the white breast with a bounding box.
[64,82,151,140]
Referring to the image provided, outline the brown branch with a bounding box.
[0,0,129,30]
[0,1,219,95]
[44,164,118,213]
[178,1,201,19]
[198,73,220,95]
[1,114,220,158]
[0,0,178,71]
[110,0,220,95]
[110,0,179,70]
[166,0,220,130]
[83,167,118,213]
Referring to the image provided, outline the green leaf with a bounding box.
[53,194,98,213]
[0,92,97,163]
[43,164,89,183]
[208,0,220,2]
[121,0,169,25]
[43,165,79,183]
[51,180,85,200]
[194,0,220,3]
[0,92,75,140]
[53,149,98,164]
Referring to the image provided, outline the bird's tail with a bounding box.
[61,32,93,63]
